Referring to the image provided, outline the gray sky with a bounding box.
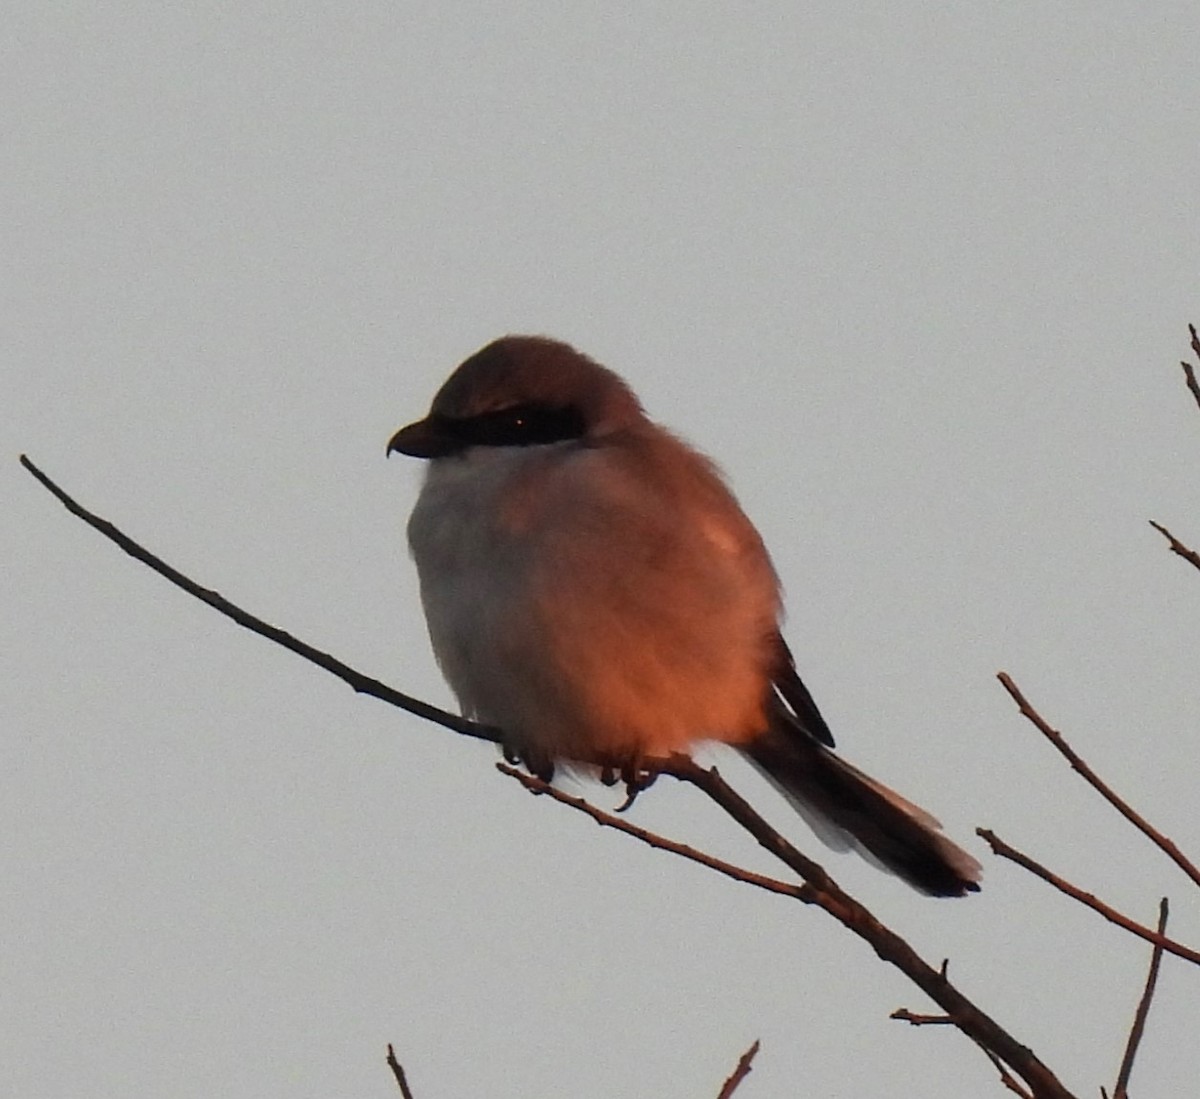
[6,5,1199,1097]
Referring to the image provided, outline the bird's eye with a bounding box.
[445,403,586,448]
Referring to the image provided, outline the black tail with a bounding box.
[743,725,982,897]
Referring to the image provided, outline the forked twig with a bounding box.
[502,765,1073,1096]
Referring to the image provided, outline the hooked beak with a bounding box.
[386,415,460,459]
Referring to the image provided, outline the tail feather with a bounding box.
[743,727,982,898]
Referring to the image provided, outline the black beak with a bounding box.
[386,415,461,459]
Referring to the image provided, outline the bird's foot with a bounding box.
[613,761,657,813]
[502,743,555,783]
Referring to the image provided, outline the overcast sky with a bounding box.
[6,5,1200,1098]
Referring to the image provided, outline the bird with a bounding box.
[387,335,982,897]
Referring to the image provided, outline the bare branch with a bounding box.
[22,455,1079,1099]
[509,759,1075,1095]
[498,763,812,902]
[508,760,1075,1095]
[716,1040,760,1099]
[386,1044,416,1099]
[978,831,1199,966]
[996,672,1200,888]
[1149,520,1200,574]
[637,759,1074,1098]
[1112,898,1170,1099]
[19,455,496,745]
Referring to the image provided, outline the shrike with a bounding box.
[388,336,981,896]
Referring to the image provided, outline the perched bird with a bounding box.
[388,336,981,896]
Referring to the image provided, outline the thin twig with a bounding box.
[498,765,813,902]
[996,672,1200,889]
[1181,362,1200,413]
[716,1040,760,1099]
[22,455,1079,1099]
[891,1011,1034,1097]
[978,831,1199,966]
[890,1010,955,1025]
[1112,898,1170,1099]
[1181,323,1200,413]
[982,1046,1038,1099]
[18,455,496,745]
[386,1044,416,1099]
[1149,520,1200,574]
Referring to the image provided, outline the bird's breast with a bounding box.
[405,440,780,765]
